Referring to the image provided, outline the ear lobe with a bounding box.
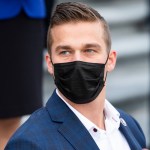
[107,50,117,72]
[45,53,54,75]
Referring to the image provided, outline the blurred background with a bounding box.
[20,0,149,148]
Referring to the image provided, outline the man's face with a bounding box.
[51,21,108,63]
[46,21,116,75]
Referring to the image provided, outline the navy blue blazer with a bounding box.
[5,90,146,150]
[0,0,46,19]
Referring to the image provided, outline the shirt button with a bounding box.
[93,128,97,132]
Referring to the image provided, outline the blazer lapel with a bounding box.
[46,90,99,150]
[58,112,99,150]
[119,118,142,150]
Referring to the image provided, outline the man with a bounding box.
[5,2,147,150]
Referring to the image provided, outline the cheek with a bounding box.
[93,53,108,64]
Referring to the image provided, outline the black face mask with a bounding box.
[53,59,108,104]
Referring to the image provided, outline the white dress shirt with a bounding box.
[56,89,131,150]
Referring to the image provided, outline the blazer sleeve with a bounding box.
[4,138,42,150]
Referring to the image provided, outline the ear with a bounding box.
[106,50,117,72]
[45,52,54,75]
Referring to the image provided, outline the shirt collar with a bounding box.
[56,89,120,133]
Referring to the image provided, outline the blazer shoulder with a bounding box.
[11,107,49,135]
[5,107,53,150]
[118,109,146,147]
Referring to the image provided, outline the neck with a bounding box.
[59,89,106,130]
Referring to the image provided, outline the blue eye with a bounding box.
[85,49,95,53]
[59,50,70,55]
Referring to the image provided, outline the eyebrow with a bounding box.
[83,43,101,49]
[55,45,72,52]
[55,43,101,52]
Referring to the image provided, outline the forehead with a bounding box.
[50,21,106,50]
[51,21,103,37]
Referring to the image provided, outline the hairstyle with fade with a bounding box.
[47,2,111,54]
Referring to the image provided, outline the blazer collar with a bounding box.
[119,117,142,150]
[46,90,99,150]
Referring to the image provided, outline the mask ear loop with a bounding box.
[48,53,55,79]
[104,53,110,85]
[49,52,54,66]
